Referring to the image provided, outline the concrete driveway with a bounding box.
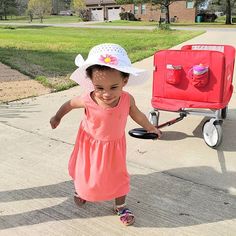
[0,29,236,235]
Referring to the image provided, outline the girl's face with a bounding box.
[91,68,128,107]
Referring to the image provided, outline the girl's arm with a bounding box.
[129,95,162,137]
[50,96,85,129]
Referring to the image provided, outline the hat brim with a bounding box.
[70,62,150,92]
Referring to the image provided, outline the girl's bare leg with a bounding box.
[115,195,126,206]
[74,192,86,206]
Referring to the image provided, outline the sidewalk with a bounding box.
[0,30,236,235]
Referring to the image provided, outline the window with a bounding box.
[186,0,194,8]
[141,4,146,14]
[134,5,138,14]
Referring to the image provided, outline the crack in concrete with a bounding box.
[0,121,73,146]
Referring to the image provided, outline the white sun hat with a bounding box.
[70,43,150,92]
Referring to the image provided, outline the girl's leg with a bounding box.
[74,192,86,206]
[114,195,135,226]
[115,195,126,206]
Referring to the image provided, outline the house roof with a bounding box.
[85,0,117,5]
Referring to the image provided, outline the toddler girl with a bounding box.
[50,43,161,226]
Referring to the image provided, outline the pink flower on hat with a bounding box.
[99,54,118,65]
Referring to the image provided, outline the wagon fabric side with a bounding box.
[152,49,234,111]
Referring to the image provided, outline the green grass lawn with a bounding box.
[0,26,203,91]
[1,15,82,24]
[97,21,236,27]
[2,15,236,26]
[92,19,236,27]
[94,20,158,26]
[172,22,236,27]
[2,15,236,27]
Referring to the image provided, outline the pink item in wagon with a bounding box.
[193,64,208,75]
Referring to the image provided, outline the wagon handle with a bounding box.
[157,112,186,129]
[129,112,186,139]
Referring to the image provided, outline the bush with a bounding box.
[158,23,171,31]
[119,12,137,21]
[77,9,90,21]
[3,25,16,30]
[196,13,217,22]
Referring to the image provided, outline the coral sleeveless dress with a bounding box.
[68,91,130,202]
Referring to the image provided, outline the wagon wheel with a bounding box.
[202,119,223,148]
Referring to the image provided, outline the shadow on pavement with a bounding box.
[1,166,236,229]
[158,110,236,152]
[0,102,40,119]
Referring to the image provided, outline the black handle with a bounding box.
[128,128,158,140]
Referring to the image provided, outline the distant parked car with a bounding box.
[215,11,224,17]
[59,10,73,16]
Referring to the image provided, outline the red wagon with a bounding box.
[129,44,235,148]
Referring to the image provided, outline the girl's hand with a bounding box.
[147,127,162,138]
[50,116,61,129]
[49,97,85,129]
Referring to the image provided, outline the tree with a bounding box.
[208,0,235,24]
[71,0,85,13]
[64,0,72,9]
[27,0,51,23]
[225,0,232,24]
[71,0,87,20]
[51,0,72,14]
[0,0,17,20]
[152,0,172,24]
[51,0,59,14]
[16,0,28,15]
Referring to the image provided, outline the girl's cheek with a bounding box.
[94,91,101,98]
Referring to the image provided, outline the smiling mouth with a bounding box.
[103,99,113,103]
[103,97,113,101]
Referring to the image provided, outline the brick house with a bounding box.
[85,0,122,21]
[85,0,197,22]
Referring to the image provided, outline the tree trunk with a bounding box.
[4,8,7,20]
[165,5,170,24]
[164,0,170,24]
[225,0,232,24]
[29,14,33,23]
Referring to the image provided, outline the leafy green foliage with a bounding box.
[27,0,51,23]
[0,0,18,20]
[158,23,171,30]
[207,0,235,24]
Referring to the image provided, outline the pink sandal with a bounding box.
[74,192,86,206]
[114,203,135,226]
